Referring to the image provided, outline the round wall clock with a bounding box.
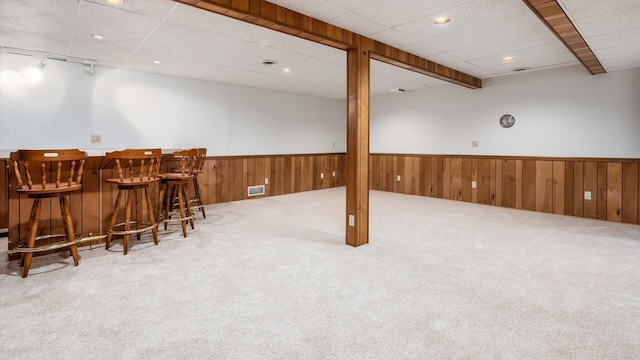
[500,114,515,128]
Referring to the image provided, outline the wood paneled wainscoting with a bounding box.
[369,154,640,225]
[4,153,345,259]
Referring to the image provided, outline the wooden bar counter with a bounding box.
[3,152,347,260]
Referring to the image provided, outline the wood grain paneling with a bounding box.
[606,163,622,222]
[622,163,638,224]
[552,161,565,215]
[597,162,607,220]
[368,154,639,226]
[522,160,536,211]
[1,162,8,231]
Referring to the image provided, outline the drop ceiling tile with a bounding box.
[426,52,463,66]
[573,5,640,37]
[306,85,345,99]
[586,27,640,50]
[330,12,386,36]
[68,39,133,63]
[0,26,70,55]
[271,34,345,64]
[468,42,570,68]
[557,0,639,20]
[426,13,543,52]
[325,0,371,11]
[85,0,176,20]
[593,43,640,60]
[266,0,348,22]
[402,42,445,58]
[73,1,161,50]
[0,0,78,38]
[167,3,283,48]
[284,58,345,84]
[355,0,478,28]
[369,29,422,48]
[600,53,640,71]
[138,22,225,61]
[447,31,558,61]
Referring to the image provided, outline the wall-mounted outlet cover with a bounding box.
[320,173,324,179]
[348,215,355,227]
[584,191,591,200]
[91,135,101,144]
[472,181,477,189]
[265,178,269,185]
[472,140,479,147]
[332,171,336,177]
[397,175,401,181]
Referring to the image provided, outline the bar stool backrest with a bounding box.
[172,149,199,177]
[104,148,162,182]
[195,148,207,174]
[10,149,87,192]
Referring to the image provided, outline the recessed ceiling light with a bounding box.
[105,0,125,5]
[152,60,161,64]
[92,34,104,40]
[502,56,516,62]
[261,59,278,65]
[432,17,451,25]
[282,67,292,73]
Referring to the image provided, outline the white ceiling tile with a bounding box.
[557,0,640,20]
[402,42,445,58]
[330,12,386,36]
[469,42,571,68]
[138,22,225,61]
[426,13,544,52]
[84,0,176,20]
[267,0,348,22]
[586,27,640,50]
[593,43,640,61]
[369,29,422,48]
[73,1,161,50]
[600,53,640,71]
[325,0,371,11]
[68,40,132,63]
[0,26,70,55]
[447,31,558,61]
[573,5,640,37]
[427,52,464,66]
[0,0,78,38]
[306,86,345,99]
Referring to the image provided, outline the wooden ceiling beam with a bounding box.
[173,0,482,89]
[522,0,606,75]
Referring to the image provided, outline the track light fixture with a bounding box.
[38,57,47,68]
[86,64,96,75]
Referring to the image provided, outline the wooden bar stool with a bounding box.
[9,149,87,278]
[172,148,206,218]
[158,149,198,237]
[104,149,161,255]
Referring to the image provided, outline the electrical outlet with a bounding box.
[397,175,401,182]
[264,178,269,185]
[472,181,477,189]
[471,140,479,148]
[91,135,101,144]
[320,173,324,179]
[584,191,591,200]
[348,215,355,227]
[332,171,336,177]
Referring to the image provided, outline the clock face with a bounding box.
[500,114,515,128]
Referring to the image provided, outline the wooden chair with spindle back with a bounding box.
[172,148,207,218]
[104,148,161,255]
[9,149,87,278]
[158,149,199,237]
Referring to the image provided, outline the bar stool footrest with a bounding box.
[8,235,82,255]
[108,221,158,236]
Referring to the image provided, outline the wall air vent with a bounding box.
[248,185,265,197]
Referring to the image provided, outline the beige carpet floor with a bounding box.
[1,188,639,359]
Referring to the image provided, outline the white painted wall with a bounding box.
[371,65,640,158]
[0,53,346,157]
